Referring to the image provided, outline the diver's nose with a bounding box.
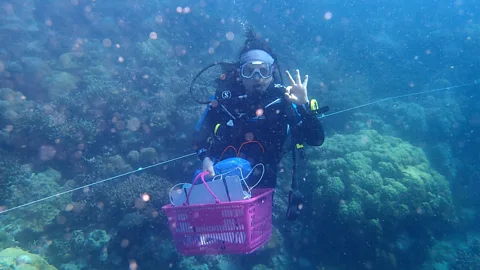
[252,73,261,80]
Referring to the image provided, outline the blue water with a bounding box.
[0,0,480,269]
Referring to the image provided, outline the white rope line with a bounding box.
[0,153,197,214]
[319,82,479,119]
[1,81,477,214]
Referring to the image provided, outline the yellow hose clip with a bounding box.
[296,143,304,149]
[310,99,319,112]
[214,124,221,135]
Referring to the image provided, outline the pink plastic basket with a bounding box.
[162,172,274,255]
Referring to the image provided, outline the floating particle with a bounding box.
[103,39,112,47]
[149,32,158,40]
[96,202,104,210]
[39,145,56,161]
[324,11,333,20]
[210,100,219,107]
[226,31,235,41]
[129,260,138,270]
[175,45,187,56]
[65,204,74,211]
[121,239,129,248]
[155,15,164,24]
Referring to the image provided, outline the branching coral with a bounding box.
[451,239,480,270]
[70,229,110,262]
[3,168,72,234]
[0,87,97,158]
[103,173,171,211]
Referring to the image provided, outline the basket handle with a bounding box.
[184,171,221,205]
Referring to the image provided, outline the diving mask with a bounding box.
[240,61,274,79]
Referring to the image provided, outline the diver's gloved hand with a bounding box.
[285,69,309,105]
[202,157,215,176]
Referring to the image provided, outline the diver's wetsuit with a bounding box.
[193,83,325,188]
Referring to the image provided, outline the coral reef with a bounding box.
[0,247,57,270]
[2,168,72,235]
[309,129,454,221]
[70,229,110,262]
[41,71,79,100]
[298,129,456,268]
[103,173,171,213]
[450,239,480,270]
[0,1,478,270]
[423,233,480,270]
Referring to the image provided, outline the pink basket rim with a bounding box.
[162,188,274,210]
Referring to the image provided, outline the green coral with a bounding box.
[0,247,57,270]
[324,177,345,199]
[309,129,455,228]
[339,200,363,221]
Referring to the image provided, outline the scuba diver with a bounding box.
[192,29,325,219]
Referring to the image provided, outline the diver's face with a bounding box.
[242,75,273,93]
[240,61,274,94]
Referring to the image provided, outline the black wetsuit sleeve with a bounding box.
[291,102,325,146]
[192,104,218,161]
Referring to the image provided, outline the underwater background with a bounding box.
[1,0,480,269]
